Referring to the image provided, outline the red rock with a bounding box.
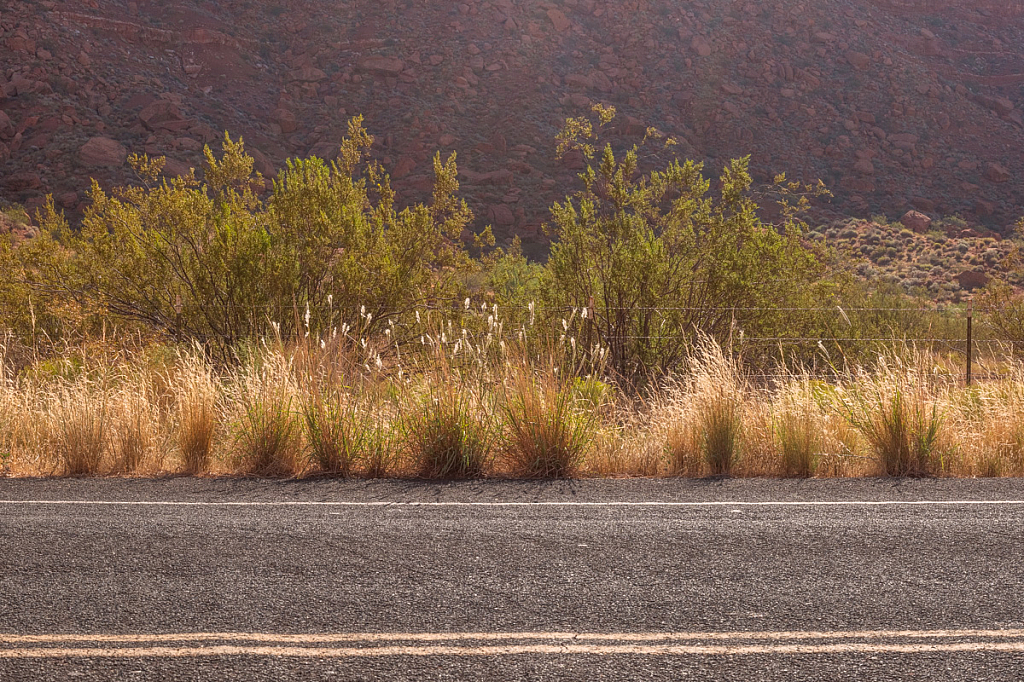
[160,158,192,178]
[79,137,127,167]
[289,67,327,83]
[459,168,514,185]
[358,56,405,76]
[489,203,515,226]
[6,36,35,53]
[139,101,188,132]
[393,156,417,178]
[4,171,42,191]
[955,270,990,291]
[984,162,1011,183]
[691,35,712,57]
[846,51,870,70]
[273,108,298,134]
[910,197,936,213]
[547,9,571,32]
[249,148,278,178]
[900,210,932,234]
[975,200,995,217]
[889,133,918,150]
[0,111,12,139]
[853,158,875,175]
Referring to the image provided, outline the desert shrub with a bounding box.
[17,119,484,356]
[543,105,827,380]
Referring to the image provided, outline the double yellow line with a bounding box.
[3,629,1024,658]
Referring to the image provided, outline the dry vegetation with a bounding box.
[2,325,1022,480]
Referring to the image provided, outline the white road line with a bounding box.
[4,641,1024,658]
[0,499,1023,507]
[4,629,1024,645]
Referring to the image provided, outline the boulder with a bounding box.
[289,67,327,83]
[0,110,13,139]
[79,137,127,167]
[900,210,932,234]
[984,162,1011,183]
[4,171,42,191]
[853,158,875,175]
[272,108,298,134]
[955,270,990,291]
[846,51,871,70]
[139,101,188,132]
[691,35,712,57]
[489,204,515,226]
[547,9,571,32]
[358,56,405,76]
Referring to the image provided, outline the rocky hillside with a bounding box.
[2,0,1024,256]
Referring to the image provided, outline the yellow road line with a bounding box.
[3,629,1024,646]
[5,629,1024,644]
[3,641,1024,658]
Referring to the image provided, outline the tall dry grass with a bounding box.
[229,351,302,477]
[1,329,1022,480]
[502,359,596,478]
[173,353,219,474]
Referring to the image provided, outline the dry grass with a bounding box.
[173,353,219,474]
[229,352,301,477]
[502,362,596,478]
[1,334,1023,480]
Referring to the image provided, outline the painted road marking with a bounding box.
[3,629,1024,658]
[1,500,1024,508]
[4,629,1024,644]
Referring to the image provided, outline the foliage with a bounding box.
[10,119,481,357]
[545,105,827,379]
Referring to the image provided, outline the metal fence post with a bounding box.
[966,298,973,387]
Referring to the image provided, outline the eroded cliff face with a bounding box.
[2,0,1024,250]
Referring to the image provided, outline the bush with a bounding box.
[544,105,826,379]
[18,119,483,357]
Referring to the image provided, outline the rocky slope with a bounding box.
[2,0,1024,257]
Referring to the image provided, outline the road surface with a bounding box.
[1,478,1023,680]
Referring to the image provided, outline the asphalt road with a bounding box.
[1,478,1023,680]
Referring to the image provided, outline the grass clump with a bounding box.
[838,364,943,477]
[51,379,108,476]
[173,354,219,474]
[405,386,492,479]
[111,386,156,474]
[302,386,364,476]
[231,354,301,477]
[503,367,595,478]
[774,381,822,478]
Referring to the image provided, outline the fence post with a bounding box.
[966,298,973,387]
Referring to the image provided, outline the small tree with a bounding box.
[544,106,826,379]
